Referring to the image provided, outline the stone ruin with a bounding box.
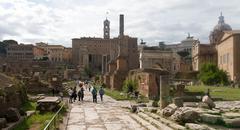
[128,73,240,129]
[48,74,63,94]
[0,84,27,129]
[128,68,169,100]
[36,96,61,113]
[24,72,50,94]
[158,87,240,129]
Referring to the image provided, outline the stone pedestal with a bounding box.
[175,84,185,97]
[159,75,170,109]
[173,97,183,107]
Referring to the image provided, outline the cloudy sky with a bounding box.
[0,0,240,47]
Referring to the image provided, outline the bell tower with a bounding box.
[103,18,110,39]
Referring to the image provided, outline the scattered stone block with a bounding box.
[147,107,158,113]
[206,109,221,115]
[26,111,36,117]
[130,105,138,113]
[202,95,215,109]
[200,113,223,124]
[37,97,61,112]
[0,118,7,128]
[171,107,199,123]
[198,102,210,109]
[5,107,21,122]
[184,102,198,108]
[185,123,211,130]
[223,112,240,119]
[130,103,147,113]
[173,97,183,107]
[161,104,178,117]
[223,118,240,128]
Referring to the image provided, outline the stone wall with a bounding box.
[0,85,24,117]
[128,68,169,100]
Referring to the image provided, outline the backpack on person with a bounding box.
[92,88,97,96]
[99,88,104,95]
[77,90,82,96]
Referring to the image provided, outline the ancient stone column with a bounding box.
[159,75,170,109]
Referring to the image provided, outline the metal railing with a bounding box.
[43,103,65,130]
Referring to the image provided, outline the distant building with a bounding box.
[36,42,72,64]
[63,48,72,64]
[6,44,34,61]
[192,42,217,71]
[192,13,240,81]
[72,14,139,74]
[166,34,198,56]
[217,31,240,81]
[139,46,181,74]
[33,46,47,60]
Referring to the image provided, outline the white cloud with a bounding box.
[0,0,240,47]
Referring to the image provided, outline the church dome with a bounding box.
[213,13,232,31]
[209,13,232,44]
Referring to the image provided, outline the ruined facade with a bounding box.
[139,46,181,74]
[72,14,139,75]
[128,68,169,100]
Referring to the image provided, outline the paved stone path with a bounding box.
[66,90,146,130]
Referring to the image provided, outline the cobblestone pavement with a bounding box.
[66,90,146,130]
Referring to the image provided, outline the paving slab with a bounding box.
[66,90,146,130]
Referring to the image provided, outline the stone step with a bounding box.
[138,112,174,130]
[143,111,186,130]
[130,114,159,130]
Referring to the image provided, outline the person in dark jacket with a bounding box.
[79,86,84,101]
[99,87,105,102]
[72,87,77,102]
[92,87,97,103]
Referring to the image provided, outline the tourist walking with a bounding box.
[92,86,97,103]
[78,86,85,101]
[68,88,73,103]
[99,87,105,102]
[72,87,77,102]
[80,86,84,101]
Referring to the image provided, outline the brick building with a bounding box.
[72,14,139,75]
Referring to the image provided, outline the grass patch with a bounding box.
[105,88,131,100]
[21,101,37,111]
[104,88,149,103]
[185,85,240,101]
[13,112,54,130]
[14,101,67,130]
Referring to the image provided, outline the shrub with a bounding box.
[152,100,159,107]
[198,63,229,85]
[84,66,93,78]
[122,79,137,93]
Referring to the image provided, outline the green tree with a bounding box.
[198,63,229,85]
[84,66,93,78]
[0,40,18,55]
[122,79,137,93]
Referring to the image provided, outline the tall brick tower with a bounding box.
[103,18,110,39]
[119,14,124,37]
